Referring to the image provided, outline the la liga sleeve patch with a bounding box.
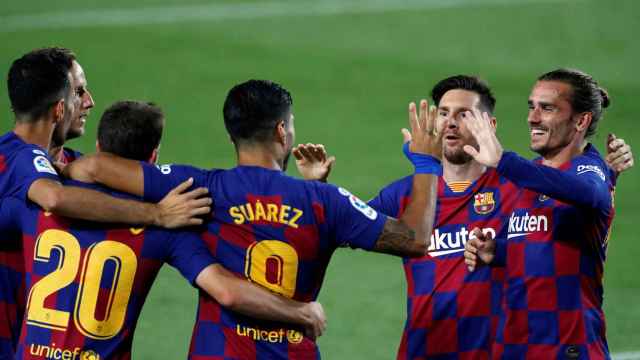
[33,155,57,175]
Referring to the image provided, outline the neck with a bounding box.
[442,157,487,183]
[49,145,64,162]
[236,143,284,171]
[13,120,55,151]
[540,138,587,168]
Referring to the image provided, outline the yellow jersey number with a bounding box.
[26,229,137,340]
[244,240,298,298]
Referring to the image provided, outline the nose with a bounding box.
[442,114,460,130]
[528,107,541,125]
[84,90,95,109]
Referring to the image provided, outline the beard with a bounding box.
[444,145,474,165]
[51,125,67,148]
[65,123,84,140]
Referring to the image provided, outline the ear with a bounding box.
[575,112,592,133]
[490,116,497,131]
[148,148,159,164]
[95,140,101,152]
[275,120,287,146]
[52,99,65,123]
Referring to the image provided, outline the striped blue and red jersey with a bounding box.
[5,183,215,360]
[368,168,520,359]
[57,147,83,165]
[0,131,61,359]
[492,144,615,359]
[141,164,387,359]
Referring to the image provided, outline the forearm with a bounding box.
[71,153,145,196]
[197,265,311,326]
[400,174,438,249]
[497,151,610,210]
[54,185,158,225]
[372,175,437,258]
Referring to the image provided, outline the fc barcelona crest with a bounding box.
[474,192,496,214]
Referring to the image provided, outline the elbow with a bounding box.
[39,188,64,213]
[408,227,431,257]
[216,288,239,309]
[409,237,429,257]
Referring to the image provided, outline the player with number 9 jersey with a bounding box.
[62,80,442,359]
[141,163,386,359]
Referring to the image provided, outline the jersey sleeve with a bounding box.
[367,175,413,217]
[0,197,25,234]
[319,184,387,250]
[141,162,209,202]
[13,147,60,201]
[496,151,612,214]
[165,230,217,285]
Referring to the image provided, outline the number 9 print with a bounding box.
[245,241,299,298]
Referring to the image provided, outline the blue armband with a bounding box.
[403,142,443,175]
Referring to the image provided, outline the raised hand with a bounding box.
[461,110,502,168]
[606,133,634,175]
[155,178,212,228]
[293,143,336,182]
[402,99,442,159]
[464,227,496,272]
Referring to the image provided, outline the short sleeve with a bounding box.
[13,147,60,201]
[319,184,387,251]
[367,175,413,217]
[142,162,210,202]
[165,230,217,285]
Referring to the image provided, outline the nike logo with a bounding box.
[507,232,530,239]
[428,248,465,257]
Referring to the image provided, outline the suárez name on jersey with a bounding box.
[428,226,496,257]
[229,201,303,228]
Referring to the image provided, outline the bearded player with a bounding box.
[464,69,620,358]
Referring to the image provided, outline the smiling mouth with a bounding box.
[530,129,547,137]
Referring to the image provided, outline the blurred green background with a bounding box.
[1,0,638,358]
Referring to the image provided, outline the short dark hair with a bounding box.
[7,47,76,121]
[538,68,610,137]
[223,80,293,145]
[97,100,164,161]
[431,75,496,114]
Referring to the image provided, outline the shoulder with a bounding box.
[571,144,609,182]
[379,175,414,196]
[10,145,57,176]
[63,179,142,201]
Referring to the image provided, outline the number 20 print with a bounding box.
[26,229,137,340]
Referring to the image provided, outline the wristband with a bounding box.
[403,142,443,175]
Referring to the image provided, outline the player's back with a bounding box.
[9,183,213,360]
[186,165,385,359]
[0,131,60,358]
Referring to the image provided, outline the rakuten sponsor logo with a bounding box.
[428,227,496,257]
[507,212,548,239]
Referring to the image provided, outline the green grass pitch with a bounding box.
[1,0,638,358]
